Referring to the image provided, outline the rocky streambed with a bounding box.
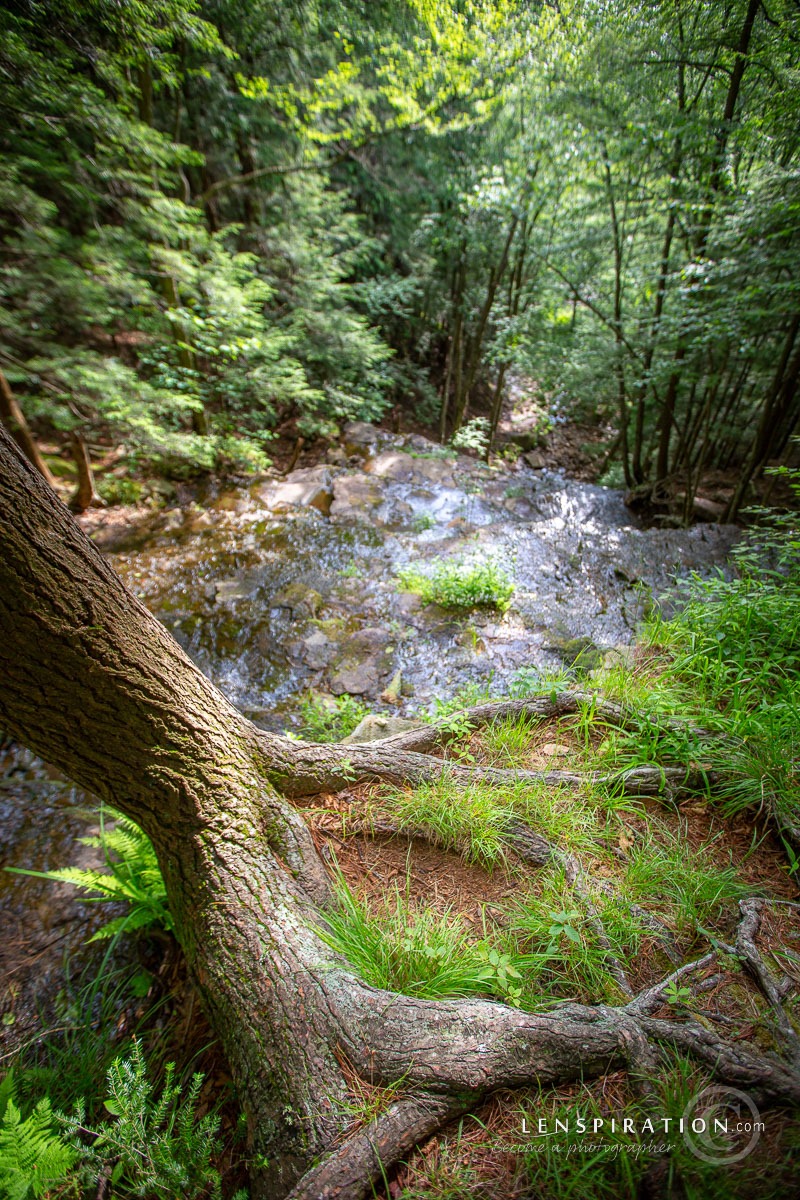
[101,422,740,729]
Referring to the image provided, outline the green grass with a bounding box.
[478,713,540,767]
[397,557,514,613]
[501,867,635,1004]
[621,825,753,933]
[385,778,513,869]
[314,870,517,1000]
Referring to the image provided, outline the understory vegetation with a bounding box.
[4,512,800,1197]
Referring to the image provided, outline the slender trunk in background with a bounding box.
[68,433,105,513]
[0,368,56,488]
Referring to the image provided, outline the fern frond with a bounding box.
[0,1095,76,1200]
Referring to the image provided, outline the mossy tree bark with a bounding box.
[1,424,799,1199]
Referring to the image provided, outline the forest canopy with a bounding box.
[2,0,799,514]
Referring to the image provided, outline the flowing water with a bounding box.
[0,424,741,1035]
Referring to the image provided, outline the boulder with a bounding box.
[329,626,393,696]
[330,473,383,520]
[342,714,425,744]
[272,581,323,618]
[260,465,333,515]
[343,421,385,456]
[364,451,416,481]
[302,629,336,669]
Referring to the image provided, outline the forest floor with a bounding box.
[4,415,800,1199]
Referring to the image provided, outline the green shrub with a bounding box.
[62,1040,227,1199]
[397,558,514,612]
[297,692,370,742]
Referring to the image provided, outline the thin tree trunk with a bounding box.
[654,0,761,483]
[68,433,105,513]
[0,368,56,488]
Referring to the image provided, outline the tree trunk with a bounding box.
[0,368,56,488]
[2,423,800,1198]
[68,433,105,513]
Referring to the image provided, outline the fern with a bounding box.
[0,1082,76,1200]
[8,805,173,941]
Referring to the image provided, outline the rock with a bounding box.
[186,509,213,531]
[601,644,637,671]
[329,626,393,695]
[330,473,383,520]
[341,714,424,744]
[329,659,382,695]
[540,742,570,758]
[260,465,333,515]
[544,634,604,669]
[161,508,184,531]
[213,578,251,603]
[411,456,456,485]
[302,629,336,669]
[272,581,323,618]
[343,422,385,455]
[380,669,403,703]
[523,450,546,469]
[365,451,416,481]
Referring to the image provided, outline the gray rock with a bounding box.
[342,714,425,744]
[260,465,333,515]
[365,450,416,481]
[329,658,382,695]
[272,581,323,617]
[213,578,251,603]
[523,450,546,469]
[330,473,383,519]
[302,629,336,669]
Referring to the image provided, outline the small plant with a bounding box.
[62,1039,226,1199]
[298,692,370,742]
[547,908,583,950]
[450,416,491,457]
[410,511,436,533]
[664,979,692,1008]
[9,806,172,942]
[397,558,514,613]
[476,946,523,1006]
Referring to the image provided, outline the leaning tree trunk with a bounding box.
[1,424,799,1199]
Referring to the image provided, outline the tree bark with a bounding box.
[1,422,799,1198]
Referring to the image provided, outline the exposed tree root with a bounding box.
[285,1093,471,1200]
[264,732,713,800]
[735,898,800,1068]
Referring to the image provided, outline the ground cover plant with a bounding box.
[397,558,515,613]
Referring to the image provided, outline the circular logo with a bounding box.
[681,1086,763,1164]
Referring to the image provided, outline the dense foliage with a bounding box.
[3,0,797,503]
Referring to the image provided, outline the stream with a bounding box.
[0,423,741,1038]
